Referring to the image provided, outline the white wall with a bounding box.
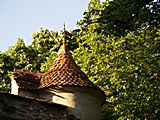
[52,92,75,108]
[11,79,19,95]
[46,87,102,120]
[70,91,101,120]
[11,82,103,120]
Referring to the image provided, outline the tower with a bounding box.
[11,27,105,120]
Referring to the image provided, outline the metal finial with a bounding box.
[63,23,67,50]
[64,23,65,31]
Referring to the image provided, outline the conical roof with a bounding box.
[40,46,98,89]
[13,47,101,90]
[12,27,106,103]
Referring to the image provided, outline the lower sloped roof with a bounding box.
[12,70,42,89]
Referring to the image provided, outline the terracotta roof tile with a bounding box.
[12,48,99,90]
[12,70,42,89]
[40,49,97,89]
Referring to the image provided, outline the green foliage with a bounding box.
[31,28,61,70]
[0,29,62,92]
[73,26,160,119]
[106,29,160,119]
[74,0,160,119]
[79,0,160,37]
[0,28,78,92]
[0,52,12,92]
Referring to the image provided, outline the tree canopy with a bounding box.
[0,0,160,119]
[79,0,160,36]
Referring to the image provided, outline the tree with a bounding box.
[73,24,160,120]
[73,0,160,119]
[0,52,12,92]
[78,0,160,37]
[0,28,78,92]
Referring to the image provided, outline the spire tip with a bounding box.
[63,23,67,50]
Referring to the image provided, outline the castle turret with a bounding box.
[11,27,106,120]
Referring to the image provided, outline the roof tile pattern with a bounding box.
[40,49,97,88]
[12,70,42,89]
[12,48,97,90]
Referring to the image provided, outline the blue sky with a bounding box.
[0,0,90,51]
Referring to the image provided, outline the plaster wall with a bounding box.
[11,82,103,120]
[71,91,101,120]
[11,79,19,95]
[17,88,76,109]
[47,87,102,120]
[52,91,76,108]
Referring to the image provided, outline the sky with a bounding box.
[0,0,90,52]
